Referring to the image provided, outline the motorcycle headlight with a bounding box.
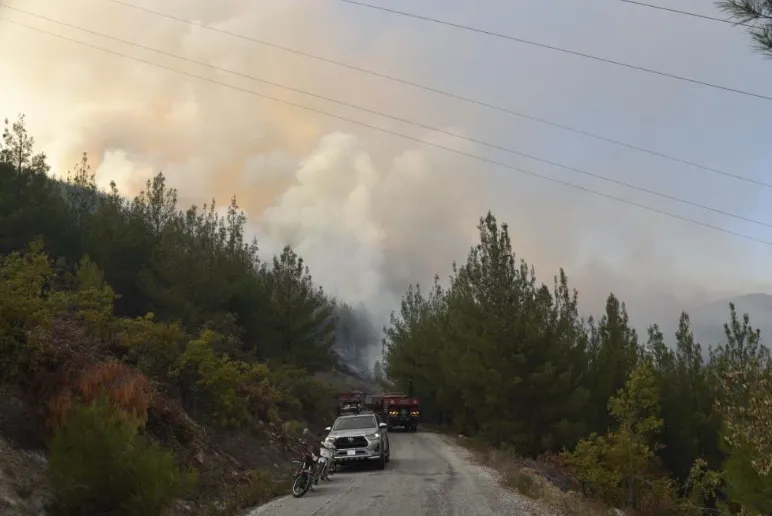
[365,433,380,440]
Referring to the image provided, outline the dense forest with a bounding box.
[384,213,772,514]
[0,114,355,515]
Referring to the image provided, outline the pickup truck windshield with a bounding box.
[332,415,376,431]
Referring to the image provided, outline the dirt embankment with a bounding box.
[0,385,50,516]
[0,436,49,516]
[0,368,372,515]
[0,382,299,516]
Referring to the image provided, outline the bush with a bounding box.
[48,394,196,516]
[115,313,186,378]
[47,359,153,430]
[174,330,280,427]
[268,364,336,424]
[503,468,544,499]
[0,242,57,381]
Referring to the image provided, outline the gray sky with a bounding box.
[2,0,771,334]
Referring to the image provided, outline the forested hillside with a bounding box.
[384,213,772,515]
[0,115,349,515]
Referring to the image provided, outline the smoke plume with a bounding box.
[4,0,772,366]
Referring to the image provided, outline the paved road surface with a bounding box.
[249,431,545,516]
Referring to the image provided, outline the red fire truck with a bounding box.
[382,393,421,431]
[337,390,365,415]
[338,390,421,431]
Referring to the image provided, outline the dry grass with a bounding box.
[199,470,290,516]
[454,436,616,516]
[47,359,153,430]
[503,467,545,499]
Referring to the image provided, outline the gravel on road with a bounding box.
[248,431,553,516]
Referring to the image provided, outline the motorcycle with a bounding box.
[315,441,336,483]
[291,448,317,498]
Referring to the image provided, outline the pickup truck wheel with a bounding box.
[385,448,390,463]
[376,450,386,470]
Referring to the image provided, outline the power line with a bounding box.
[618,0,752,26]
[97,0,772,190]
[7,4,772,232]
[338,0,772,102]
[2,16,771,248]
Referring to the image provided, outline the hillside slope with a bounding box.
[0,117,351,515]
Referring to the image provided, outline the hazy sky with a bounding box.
[2,0,772,333]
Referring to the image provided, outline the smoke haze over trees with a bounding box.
[5,0,772,352]
[3,1,772,512]
[333,302,383,376]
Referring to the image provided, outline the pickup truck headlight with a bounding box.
[365,433,380,440]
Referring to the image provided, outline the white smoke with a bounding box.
[3,0,772,366]
[255,128,487,338]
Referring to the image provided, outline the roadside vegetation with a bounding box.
[0,115,353,515]
[385,212,772,514]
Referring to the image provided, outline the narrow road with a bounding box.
[249,431,545,516]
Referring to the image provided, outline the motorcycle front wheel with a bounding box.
[291,472,312,498]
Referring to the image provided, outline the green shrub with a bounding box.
[48,394,196,516]
[174,330,280,427]
[116,313,186,377]
[0,243,56,381]
[268,364,336,424]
